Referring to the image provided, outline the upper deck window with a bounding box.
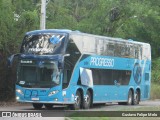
[107,43,115,56]
[21,33,66,55]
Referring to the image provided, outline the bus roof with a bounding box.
[25,29,73,35]
[23,29,151,60]
[69,31,151,60]
[69,31,149,46]
[25,29,149,46]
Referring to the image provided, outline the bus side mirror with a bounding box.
[7,54,20,67]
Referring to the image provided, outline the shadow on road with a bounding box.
[21,103,118,111]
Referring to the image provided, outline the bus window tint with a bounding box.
[114,44,122,57]
[63,69,71,89]
[92,69,131,85]
[107,44,114,56]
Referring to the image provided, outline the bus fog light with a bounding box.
[54,98,58,101]
[48,90,59,96]
[16,96,20,100]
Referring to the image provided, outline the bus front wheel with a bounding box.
[83,91,91,109]
[32,103,43,109]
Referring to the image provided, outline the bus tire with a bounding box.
[83,91,91,109]
[127,90,133,105]
[44,104,53,109]
[32,103,43,109]
[133,91,140,105]
[70,90,82,110]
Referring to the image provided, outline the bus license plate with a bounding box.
[31,98,39,101]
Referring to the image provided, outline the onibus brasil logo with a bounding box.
[133,63,142,85]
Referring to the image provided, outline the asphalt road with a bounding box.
[0,100,160,120]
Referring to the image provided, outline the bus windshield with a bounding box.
[21,33,66,55]
[17,61,60,88]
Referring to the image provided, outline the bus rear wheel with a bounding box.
[127,90,133,105]
[133,91,140,105]
[83,91,91,109]
[70,90,82,110]
[32,103,43,109]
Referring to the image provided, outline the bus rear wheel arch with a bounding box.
[118,89,140,105]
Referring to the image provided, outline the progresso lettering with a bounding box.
[90,57,114,67]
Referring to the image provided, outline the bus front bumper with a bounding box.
[16,99,74,104]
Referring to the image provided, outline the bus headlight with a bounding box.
[16,89,24,95]
[48,90,59,96]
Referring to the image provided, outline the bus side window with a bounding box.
[103,43,108,55]
[92,69,101,85]
[140,47,142,60]
[121,46,125,57]
[125,46,130,57]
[135,49,138,59]
[112,70,120,85]
[96,38,104,55]
[145,73,149,81]
[107,44,115,56]
[114,44,121,57]
[130,46,135,58]
[135,46,141,59]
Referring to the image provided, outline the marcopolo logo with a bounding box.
[133,63,142,85]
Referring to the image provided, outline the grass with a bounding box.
[66,118,157,120]
[150,82,160,99]
[67,106,160,120]
[65,117,109,120]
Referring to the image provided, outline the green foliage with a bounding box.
[45,0,160,58]
[0,0,39,54]
[0,0,40,100]
[151,58,160,99]
[0,0,14,52]
[0,0,159,56]
[151,82,160,99]
[152,58,160,83]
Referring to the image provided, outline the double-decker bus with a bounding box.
[10,29,151,110]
